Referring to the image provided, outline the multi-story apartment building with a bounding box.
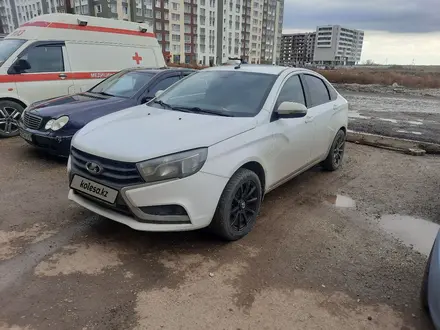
[260,0,282,64]
[314,25,364,65]
[280,32,315,66]
[0,0,284,65]
[215,0,244,65]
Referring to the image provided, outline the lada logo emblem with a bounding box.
[85,162,103,175]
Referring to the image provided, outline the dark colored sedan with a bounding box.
[422,229,440,329]
[18,67,194,157]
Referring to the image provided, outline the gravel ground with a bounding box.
[0,137,439,329]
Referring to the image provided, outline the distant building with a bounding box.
[313,25,364,65]
[280,32,315,66]
[0,0,285,65]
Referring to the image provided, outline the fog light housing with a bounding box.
[140,205,188,216]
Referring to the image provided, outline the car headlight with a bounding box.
[46,116,69,131]
[136,148,208,183]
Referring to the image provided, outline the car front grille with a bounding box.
[23,112,43,130]
[70,147,144,188]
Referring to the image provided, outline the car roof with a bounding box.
[202,64,319,76]
[123,67,195,75]
[202,64,291,75]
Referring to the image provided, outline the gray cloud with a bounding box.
[283,0,440,33]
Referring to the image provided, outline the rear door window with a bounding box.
[303,74,331,107]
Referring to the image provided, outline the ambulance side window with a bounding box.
[17,45,64,73]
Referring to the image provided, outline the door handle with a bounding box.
[305,115,314,123]
[59,73,67,80]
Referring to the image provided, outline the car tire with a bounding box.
[322,129,346,171]
[421,247,433,311]
[209,168,262,241]
[0,100,25,138]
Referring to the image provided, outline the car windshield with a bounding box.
[89,70,155,98]
[150,70,277,117]
[0,39,26,67]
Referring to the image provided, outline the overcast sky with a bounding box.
[282,0,440,65]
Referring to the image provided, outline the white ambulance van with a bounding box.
[0,13,165,137]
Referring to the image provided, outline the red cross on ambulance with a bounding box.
[132,52,143,65]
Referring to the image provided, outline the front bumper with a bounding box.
[19,125,72,157]
[428,230,440,329]
[68,170,229,231]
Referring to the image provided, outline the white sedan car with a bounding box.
[67,65,348,241]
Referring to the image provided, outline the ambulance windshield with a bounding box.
[0,39,26,67]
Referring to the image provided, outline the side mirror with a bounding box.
[12,59,31,73]
[276,102,308,118]
[141,96,152,104]
[155,90,164,98]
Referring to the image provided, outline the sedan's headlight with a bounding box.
[47,116,69,131]
[137,148,208,183]
[45,119,55,130]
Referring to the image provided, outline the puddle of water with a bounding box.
[396,130,422,135]
[378,214,440,256]
[326,195,356,208]
[348,111,371,120]
[407,120,423,125]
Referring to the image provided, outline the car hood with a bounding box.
[72,105,257,163]
[29,93,135,125]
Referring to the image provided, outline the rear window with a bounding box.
[89,71,155,98]
[0,39,26,67]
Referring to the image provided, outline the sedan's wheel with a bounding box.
[0,101,24,138]
[322,129,346,171]
[210,168,262,241]
[421,247,433,311]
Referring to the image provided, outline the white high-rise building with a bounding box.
[0,0,284,66]
[313,25,364,65]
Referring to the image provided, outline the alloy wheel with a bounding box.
[0,107,21,135]
[230,180,259,231]
[333,134,345,167]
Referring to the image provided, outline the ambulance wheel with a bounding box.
[0,100,24,138]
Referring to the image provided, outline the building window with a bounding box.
[156,22,162,30]
[172,2,179,10]
[172,34,180,41]
[156,11,161,19]
[172,24,180,32]
[185,45,191,53]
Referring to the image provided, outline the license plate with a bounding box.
[20,129,32,142]
[70,175,118,204]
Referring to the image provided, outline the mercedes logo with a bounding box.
[85,161,103,175]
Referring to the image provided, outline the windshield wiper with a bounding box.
[150,100,194,113]
[93,91,114,97]
[173,107,234,117]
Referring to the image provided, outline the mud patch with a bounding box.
[134,260,248,330]
[0,322,33,330]
[0,224,57,260]
[378,214,440,255]
[326,195,356,208]
[34,242,123,276]
[134,284,410,329]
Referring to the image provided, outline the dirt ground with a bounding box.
[0,137,440,330]
[334,84,440,144]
